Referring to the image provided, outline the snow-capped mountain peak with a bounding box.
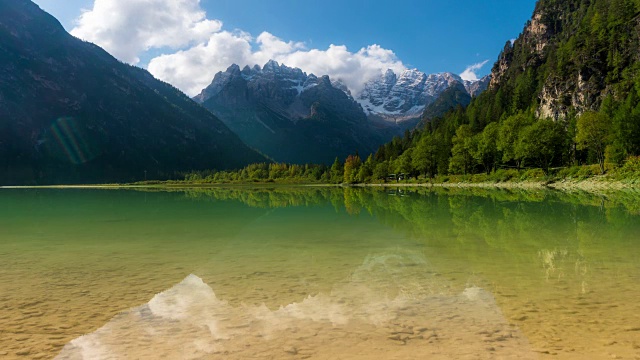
[193,61,318,104]
[357,69,460,120]
[354,68,489,123]
[193,60,490,125]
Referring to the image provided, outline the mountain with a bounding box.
[488,0,640,122]
[194,61,490,164]
[366,0,640,179]
[0,0,266,185]
[420,82,472,125]
[463,75,491,97]
[416,76,491,127]
[356,69,487,128]
[194,61,390,164]
[477,0,640,158]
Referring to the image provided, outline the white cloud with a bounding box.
[280,44,405,96]
[148,32,406,96]
[253,32,306,62]
[147,31,255,96]
[71,0,221,64]
[460,60,489,82]
[72,0,406,96]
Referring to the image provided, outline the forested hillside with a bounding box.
[357,0,640,180]
[0,1,266,185]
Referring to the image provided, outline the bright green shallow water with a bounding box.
[0,187,639,359]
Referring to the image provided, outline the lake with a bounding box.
[1,186,639,359]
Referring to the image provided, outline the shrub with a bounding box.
[615,156,640,177]
[520,168,546,181]
[575,165,600,179]
[604,144,626,169]
[471,173,489,183]
[489,169,520,182]
[557,166,579,179]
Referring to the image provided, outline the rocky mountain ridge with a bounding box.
[357,69,489,125]
[194,61,385,164]
[196,61,491,124]
[356,69,476,122]
[194,61,350,120]
[194,61,491,163]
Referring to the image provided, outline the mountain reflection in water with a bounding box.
[57,252,534,359]
[0,187,638,359]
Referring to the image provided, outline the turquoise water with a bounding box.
[0,187,639,359]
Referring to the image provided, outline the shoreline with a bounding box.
[1,177,637,194]
[356,178,638,193]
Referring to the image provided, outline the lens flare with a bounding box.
[47,117,97,164]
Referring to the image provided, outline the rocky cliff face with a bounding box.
[0,0,266,185]
[490,7,552,90]
[195,61,386,164]
[488,0,640,120]
[489,41,515,90]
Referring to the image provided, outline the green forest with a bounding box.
[362,0,640,181]
[177,0,640,185]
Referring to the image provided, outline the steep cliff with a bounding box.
[489,0,640,120]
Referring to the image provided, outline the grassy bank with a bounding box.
[2,163,637,194]
[125,170,638,194]
[361,164,639,192]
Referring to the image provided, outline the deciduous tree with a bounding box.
[576,111,610,173]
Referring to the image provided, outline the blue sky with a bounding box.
[202,0,538,73]
[33,0,537,95]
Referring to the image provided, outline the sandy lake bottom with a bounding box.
[1,187,639,359]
